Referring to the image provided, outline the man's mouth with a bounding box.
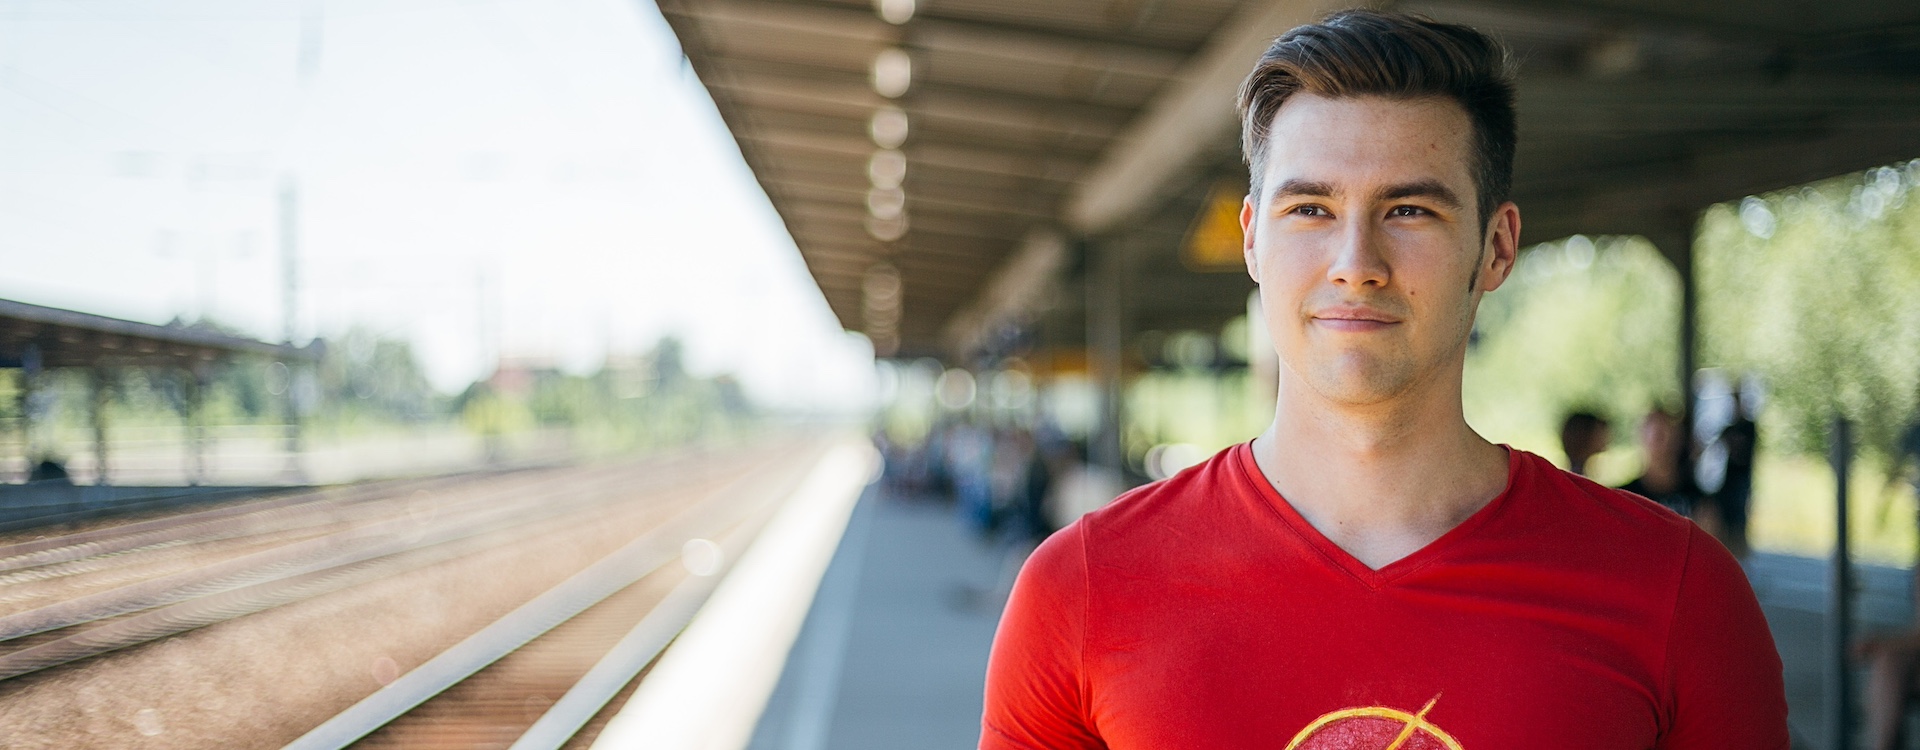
[1310,305,1401,331]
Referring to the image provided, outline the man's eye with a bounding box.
[1389,205,1429,218]
[1291,205,1329,217]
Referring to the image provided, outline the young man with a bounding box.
[981,10,1788,749]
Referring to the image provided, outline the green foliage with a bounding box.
[1697,163,1920,463]
[457,336,758,453]
[1124,370,1270,461]
[318,327,446,423]
[1463,236,1682,481]
[1456,160,1920,561]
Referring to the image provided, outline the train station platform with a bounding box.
[748,486,1017,750]
[744,481,1918,750]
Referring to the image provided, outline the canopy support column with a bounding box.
[1085,238,1126,480]
[186,366,208,486]
[1645,219,1700,482]
[89,366,110,486]
[282,362,306,483]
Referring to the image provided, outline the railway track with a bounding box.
[0,435,857,749]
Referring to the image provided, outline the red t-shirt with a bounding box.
[982,443,1787,749]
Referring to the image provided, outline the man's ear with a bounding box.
[1477,201,1522,293]
[1240,194,1259,283]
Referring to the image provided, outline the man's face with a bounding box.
[1240,93,1518,407]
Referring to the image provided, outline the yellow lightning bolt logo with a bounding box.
[1283,694,1464,750]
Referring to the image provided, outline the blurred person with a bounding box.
[1559,410,1611,476]
[27,457,70,485]
[982,10,1785,748]
[1024,421,1072,537]
[988,428,1035,535]
[920,420,952,498]
[871,427,901,492]
[1620,408,1711,527]
[1000,427,1057,543]
[1711,391,1758,554]
[1042,439,1121,532]
[1858,629,1920,750]
[1855,417,1920,750]
[945,420,994,532]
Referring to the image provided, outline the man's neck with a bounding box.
[1250,370,1510,571]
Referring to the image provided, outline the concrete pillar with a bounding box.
[186,366,208,485]
[282,361,306,483]
[16,343,42,482]
[89,366,110,486]
[1646,220,1700,483]
[1828,417,1855,750]
[1676,232,1699,459]
[1084,237,1125,478]
[13,370,28,483]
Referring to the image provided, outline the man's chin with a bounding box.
[1302,362,1415,406]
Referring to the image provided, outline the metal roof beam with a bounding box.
[780,201,1027,242]
[709,66,1134,142]
[759,176,1060,217]
[675,0,1206,55]
[1064,0,1365,234]
[1519,118,1920,239]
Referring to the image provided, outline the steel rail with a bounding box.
[0,531,496,680]
[0,485,292,535]
[279,462,785,750]
[0,446,712,574]
[0,458,691,643]
[505,548,726,750]
[0,477,445,574]
[0,444,794,681]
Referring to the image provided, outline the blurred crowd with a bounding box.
[874,419,1121,547]
[1558,392,1757,556]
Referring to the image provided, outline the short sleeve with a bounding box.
[980,521,1106,750]
[1656,526,1790,748]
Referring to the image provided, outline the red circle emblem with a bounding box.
[1284,695,1464,750]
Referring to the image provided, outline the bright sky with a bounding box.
[0,0,876,409]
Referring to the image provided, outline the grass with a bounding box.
[1748,453,1917,566]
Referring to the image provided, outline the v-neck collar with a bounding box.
[1232,441,1522,590]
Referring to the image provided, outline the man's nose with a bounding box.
[1326,219,1391,288]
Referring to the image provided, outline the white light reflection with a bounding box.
[871,48,911,98]
[682,538,723,577]
[935,369,976,410]
[868,149,906,189]
[1739,197,1776,239]
[866,186,906,220]
[133,708,165,737]
[874,0,915,24]
[870,106,909,149]
[865,215,908,242]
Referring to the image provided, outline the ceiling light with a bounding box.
[866,215,908,241]
[869,149,906,189]
[864,263,903,305]
[870,107,909,149]
[874,0,914,24]
[872,48,911,98]
[867,187,906,220]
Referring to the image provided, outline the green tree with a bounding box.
[318,327,446,423]
[1463,235,1681,480]
[1697,163,1920,464]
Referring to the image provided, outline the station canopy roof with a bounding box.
[0,299,318,370]
[658,0,1920,358]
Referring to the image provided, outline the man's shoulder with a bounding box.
[1075,443,1253,545]
[1503,449,1702,570]
[1523,452,1691,531]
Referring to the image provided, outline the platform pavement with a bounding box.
[746,483,1919,750]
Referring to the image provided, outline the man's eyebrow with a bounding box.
[1271,178,1335,199]
[1375,179,1462,209]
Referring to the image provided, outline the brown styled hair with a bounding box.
[1237,9,1517,231]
